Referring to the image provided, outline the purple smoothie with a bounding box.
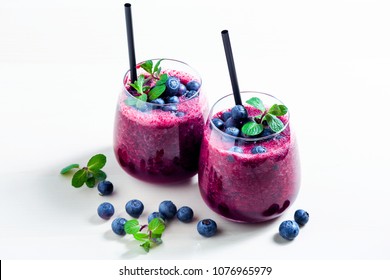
[114,64,207,183]
[198,94,300,223]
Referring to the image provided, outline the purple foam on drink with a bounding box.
[198,106,300,223]
[114,69,207,183]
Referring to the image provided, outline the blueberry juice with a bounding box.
[198,92,300,223]
[114,59,207,183]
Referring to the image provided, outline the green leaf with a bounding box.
[130,75,146,94]
[148,85,166,100]
[137,93,148,102]
[241,121,263,136]
[85,175,96,188]
[153,59,163,74]
[148,218,166,235]
[150,233,162,239]
[140,60,153,74]
[133,232,149,242]
[87,154,106,171]
[91,170,107,182]
[246,97,265,112]
[60,164,79,174]
[124,97,137,107]
[156,73,168,86]
[124,220,141,235]
[268,104,288,116]
[264,114,285,133]
[71,169,88,188]
[140,241,151,252]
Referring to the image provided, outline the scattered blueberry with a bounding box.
[148,212,166,223]
[176,111,186,117]
[125,199,144,218]
[221,111,232,122]
[212,118,224,130]
[111,217,127,236]
[224,117,238,129]
[251,145,267,154]
[159,200,177,219]
[279,220,300,240]
[176,206,194,223]
[161,104,178,112]
[97,202,115,220]
[178,83,187,96]
[225,127,240,137]
[165,76,181,96]
[231,105,248,121]
[166,96,179,104]
[229,146,244,153]
[185,90,197,99]
[197,219,217,237]
[150,98,165,105]
[186,80,201,91]
[97,180,114,196]
[294,209,309,226]
[260,128,275,139]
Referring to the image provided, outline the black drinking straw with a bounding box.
[221,30,242,105]
[124,3,137,83]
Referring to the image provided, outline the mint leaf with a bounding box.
[137,93,148,102]
[246,97,265,112]
[140,241,151,252]
[148,85,166,100]
[60,164,79,174]
[72,169,88,188]
[133,232,149,242]
[265,114,284,133]
[124,97,137,107]
[268,104,288,116]
[241,121,263,136]
[153,59,163,74]
[124,220,141,235]
[91,170,107,182]
[140,60,153,74]
[156,73,168,86]
[87,154,106,171]
[86,176,96,188]
[131,75,146,94]
[148,218,166,235]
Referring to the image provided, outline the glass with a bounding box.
[114,59,207,183]
[198,91,300,223]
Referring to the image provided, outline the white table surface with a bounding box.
[1,0,390,260]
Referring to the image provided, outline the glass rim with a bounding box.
[209,91,290,142]
[122,58,202,106]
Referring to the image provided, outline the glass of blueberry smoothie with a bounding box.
[198,91,300,223]
[114,59,207,183]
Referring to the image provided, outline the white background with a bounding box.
[1,0,390,261]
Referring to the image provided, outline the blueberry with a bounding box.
[176,111,186,117]
[229,146,243,153]
[125,199,144,218]
[231,105,248,121]
[197,219,217,237]
[97,180,114,196]
[111,217,127,236]
[158,200,177,219]
[165,76,181,96]
[97,202,115,220]
[221,111,232,122]
[294,209,309,226]
[148,212,166,223]
[279,220,300,240]
[251,146,267,154]
[260,128,275,138]
[178,83,187,96]
[185,90,197,99]
[225,127,240,137]
[165,96,179,104]
[161,104,178,112]
[186,80,201,91]
[176,206,194,223]
[212,118,224,130]
[150,98,165,105]
[224,117,238,129]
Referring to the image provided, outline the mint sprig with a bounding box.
[128,59,167,102]
[241,97,288,137]
[124,218,166,252]
[60,154,107,188]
